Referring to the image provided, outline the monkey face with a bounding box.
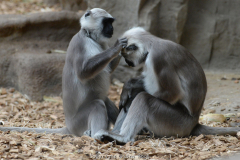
[80,8,115,39]
[121,43,148,67]
[102,17,115,38]
[120,27,150,67]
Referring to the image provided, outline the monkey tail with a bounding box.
[191,123,240,136]
[0,127,71,135]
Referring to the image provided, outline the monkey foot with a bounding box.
[93,129,109,141]
[83,129,91,137]
[94,129,127,145]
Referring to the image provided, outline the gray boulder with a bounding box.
[0,11,82,101]
[180,0,240,70]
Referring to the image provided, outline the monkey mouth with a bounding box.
[125,59,135,67]
[104,33,113,38]
[106,34,112,38]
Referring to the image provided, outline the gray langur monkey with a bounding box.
[0,8,127,137]
[94,27,240,143]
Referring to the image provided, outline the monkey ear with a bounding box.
[126,44,138,51]
[85,10,91,17]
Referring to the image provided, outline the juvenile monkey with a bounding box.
[0,8,127,137]
[94,27,240,143]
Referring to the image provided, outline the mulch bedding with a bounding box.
[0,0,61,15]
[1,87,240,160]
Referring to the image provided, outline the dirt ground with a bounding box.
[204,71,240,115]
[0,71,240,160]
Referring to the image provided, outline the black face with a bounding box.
[125,59,135,67]
[102,17,115,38]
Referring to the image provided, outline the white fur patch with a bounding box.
[143,55,159,96]
[85,38,103,57]
[122,27,146,38]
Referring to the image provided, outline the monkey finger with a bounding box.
[119,99,126,108]
[122,43,128,48]
[124,106,127,112]
[120,38,128,45]
[119,104,127,113]
[128,91,132,99]
[119,104,123,112]
[118,38,128,44]
[120,37,128,41]
[120,94,129,106]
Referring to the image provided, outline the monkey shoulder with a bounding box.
[66,32,86,59]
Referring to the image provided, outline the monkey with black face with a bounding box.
[0,8,127,137]
[94,27,240,143]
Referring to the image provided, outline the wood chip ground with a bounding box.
[1,86,240,160]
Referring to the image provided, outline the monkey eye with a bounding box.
[126,44,138,51]
[85,11,91,17]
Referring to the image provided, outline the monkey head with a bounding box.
[80,8,115,41]
[121,27,149,67]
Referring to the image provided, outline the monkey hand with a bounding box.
[119,82,132,112]
[114,37,128,54]
[94,129,126,144]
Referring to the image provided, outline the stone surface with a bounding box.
[43,0,87,11]
[0,11,82,101]
[88,0,188,43]
[89,0,240,77]
[180,0,240,71]
[60,0,87,11]
[88,0,189,81]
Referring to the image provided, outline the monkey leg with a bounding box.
[105,98,119,124]
[67,99,108,137]
[112,81,145,134]
[112,100,131,134]
[88,100,109,137]
[94,92,197,143]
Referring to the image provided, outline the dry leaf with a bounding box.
[0,88,7,95]
[35,146,55,153]
[0,84,240,159]
[195,134,204,141]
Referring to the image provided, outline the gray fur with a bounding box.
[0,8,127,137]
[94,27,240,143]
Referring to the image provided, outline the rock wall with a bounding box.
[1,0,239,100]
[89,0,240,74]
[0,11,82,101]
[88,0,188,44]
[181,0,240,70]
[88,0,189,81]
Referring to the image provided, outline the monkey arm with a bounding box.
[75,38,127,81]
[119,76,145,112]
[76,48,118,81]
[108,55,122,73]
[153,61,182,105]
